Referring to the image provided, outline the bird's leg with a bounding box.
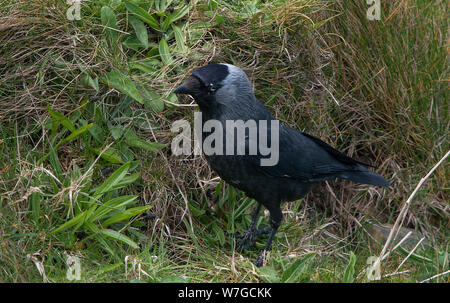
[253,206,282,267]
[234,203,271,251]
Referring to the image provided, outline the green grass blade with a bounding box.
[102,205,152,227]
[39,123,93,164]
[92,147,123,164]
[124,0,160,31]
[52,211,88,233]
[93,161,131,198]
[47,105,75,132]
[92,195,138,221]
[100,229,139,249]
[344,251,357,282]
[111,172,140,190]
[61,123,93,144]
[170,5,189,23]
[161,14,172,32]
[30,192,41,223]
[125,138,165,152]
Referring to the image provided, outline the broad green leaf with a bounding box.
[47,105,75,132]
[101,6,118,30]
[281,253,315,283]
[155,0,171,12]
[398,246,433,264]
[84,202,101,223]
[258,266,280,283]
[125,138,165,152]
[158,38,173,65]
[170,5,189,23]
[131,58,160,67]
[161,14,172,32]
[142,88,165,112]
[81,74,99,92]
[165,92,178,108]
[188,201,204,217]
[122,35,146,51]
[93,161,131,198]
[103,71,143,104]
[100,229,139,248]
[88,125,105,144]
[108,124,124,140]
[123,128,139,140]
[130,61,158,74]
[344,251,357,283]
[102,205,152,227]
[92,147,123,164]
[101,6,119,48]
[96,263,122,275]
[111,172,140,190]
[30,192,41,223]
[172,24,187,52]
[124,0,160,30]
[109,0,122,9]
[129,15,149,48]
[127,228,149,242]
[87,223,120,259]
[61,123,93,144]
[52,211,88,233]
[154,0,161,12]
[92,195,138,221]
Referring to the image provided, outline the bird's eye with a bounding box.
[208,83,217,93]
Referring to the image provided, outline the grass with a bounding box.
[0,0,448,282]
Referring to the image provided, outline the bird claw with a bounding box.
[253,250,266,267]
[233,227,271,252]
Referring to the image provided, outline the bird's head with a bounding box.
[173,63,254,111]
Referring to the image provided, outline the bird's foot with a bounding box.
[233,227,271,252]
[253,250,267,267]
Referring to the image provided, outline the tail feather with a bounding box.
[339,170,390,187]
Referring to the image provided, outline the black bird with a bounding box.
[173,63,389,267]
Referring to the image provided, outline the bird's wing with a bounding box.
[245,124,371,183]
[300,132,375,168]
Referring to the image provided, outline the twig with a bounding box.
[377,150,449,268]
[394,237,426,273]
[381,231,412,262]
[420,269,450,283]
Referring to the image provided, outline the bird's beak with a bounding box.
[172,75,203,95]
[172,82,193,95]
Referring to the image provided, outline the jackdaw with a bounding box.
[173,63,389,267]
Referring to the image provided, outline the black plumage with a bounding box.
[173,63,389,266]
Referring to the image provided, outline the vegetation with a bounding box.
[0,0,448,282]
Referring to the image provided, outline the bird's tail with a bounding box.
[338,170,390,187]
